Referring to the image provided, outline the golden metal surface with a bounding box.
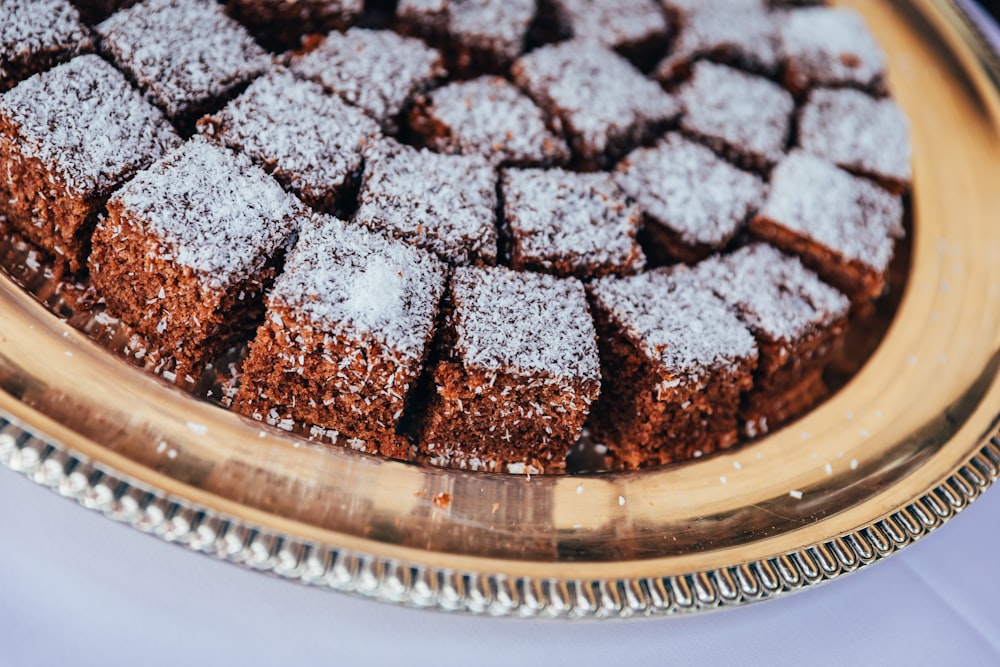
[1,0,999,615]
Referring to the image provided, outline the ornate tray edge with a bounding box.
[3,409,998,619]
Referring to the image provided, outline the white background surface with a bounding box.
[1,462,998,666]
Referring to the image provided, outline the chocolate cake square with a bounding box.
[655,4,780,84]
[235,215,448,458]
[512,40,680,169]
[615,133,766,264]
[408,76,570,168]
[1,0,93,92]
[779,7,887,97]
[355,139,497,266]
[501,167,644,279]
[695,243,850,436]
[95,0,271,132]
[677,61,795,172]
[287,27,445,134]
[88,138,304,374]
[588,266,758,468]
[537,0,669,67]
[798,87,912,194]
[0,54,180,272]
[661,0,766,23]
[197,69,381,215]
[418,265,601,474]
[750,150,904,305]
[397,0,535,74]
[225,0,363,51]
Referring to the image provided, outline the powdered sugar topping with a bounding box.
[415,76,569,167]
[616,133,765,246]
[271,216,447,359]
[288,28,444,132]
[450,266,600,381]
[696,243,850,342]
[590,267,758,382]
[0,54,180,197]
[759,150,904,271]
[110,138,303,288]
[355,139,497,265]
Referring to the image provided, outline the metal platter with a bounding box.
[2,0,999,618]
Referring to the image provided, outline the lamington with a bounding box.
[235,216,448,459]
[197,69,381,216]
[1,0,93,92]
[751,150,905,306]
[797,87,912,194]
[615,133,766,265]
[95,0,271,132]
[695,243,850,436]
[287,28,445,134]
[88,138,304,374]
[354,139,497,266]
[588,266,758,469]
[418,265,601,474]
[655,3,779,84]
[677,61,795,172]
[408,76,570,168]
[535,0,670,68]
[779,7,888,97]
[225,0,363,51]
[501,167,645,279]
[512,40,680,169]
[0,54,179,272]
[396,0,535,74]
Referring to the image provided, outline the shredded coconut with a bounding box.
[695,243,850,343]
[199,68,380,208]
[780,7,887,94]
[0,54,180,197]
[288,27,444,132]
[445,0,535,66]
[501,167,644,277]
[512,40,680,164]
[109,138,303,288]
[549,0,668,51]
[0,0,92,87]
[589,267,758,383]
[615,133,765,247]
[656,4,779,81]
[96,0,270,123]
[759,150,904,272]
[678,61,794,169]
[355,139,497,265]
[271,215,447,360]
[449,265,600,381]
[413,76,569,167]
[663,0,766,20]
[798,87,912,188]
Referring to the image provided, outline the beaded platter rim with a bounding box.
[2,0,1000,618]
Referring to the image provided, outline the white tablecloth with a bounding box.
[1,463,997,666]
